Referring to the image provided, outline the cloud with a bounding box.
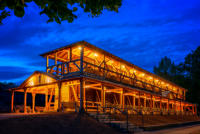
[0,66,31,81]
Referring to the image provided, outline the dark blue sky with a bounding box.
[0,0,200,84]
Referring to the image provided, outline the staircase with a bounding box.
[89,112,143,134]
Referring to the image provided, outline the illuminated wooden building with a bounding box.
[10,41,197,115]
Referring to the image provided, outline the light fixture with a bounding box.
[141,73,145,76]
[94,53,98,57]
[121,65,125,68]
[78,46,82,50]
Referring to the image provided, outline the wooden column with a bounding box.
[150,95,152,109]
[45,92,48,110]
[70,47,72,61]
[24,89,27,113]
[58,82,62,112]
[133,95,135,108]
[167,99,169,112]
[32,93,36,113]
[46,56,49,73]
[101,84,105,107]
[144,96,146,107]
[160,97,162,111]
[79,78,85,112]
[11,90,14,112]
[83,80,86,108]
[120,90,123,109]
[138,92,141,109]
[55,53,57,65]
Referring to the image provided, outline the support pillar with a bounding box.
[46,56,49,73]
[79,78,85,113]
[32,93,36,113]
[45,92,48,110]
[133,95,135,108]
[11,90,14,112]
[101,84,105,107]
[24,89,27,113]
[58,82,62,112]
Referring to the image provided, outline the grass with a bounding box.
[0,112,120,134]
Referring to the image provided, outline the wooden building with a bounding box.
[10,41,197,115]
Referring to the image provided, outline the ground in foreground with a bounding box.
[0,112,120,134]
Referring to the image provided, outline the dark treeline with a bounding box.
[154,46,200,110]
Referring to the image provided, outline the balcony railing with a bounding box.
[46,60,185,100]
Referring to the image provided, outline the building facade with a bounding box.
[10,41,197,115]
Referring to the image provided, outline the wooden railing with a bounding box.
[46,60,185,100]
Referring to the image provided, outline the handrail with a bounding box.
[83,61,185,99]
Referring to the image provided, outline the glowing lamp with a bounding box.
[94,53,98,57]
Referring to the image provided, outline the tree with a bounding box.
[153,56,178,81]
[154,46,200,109]
[184,46,200,104]
[0,0,122,24]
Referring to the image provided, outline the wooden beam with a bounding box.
[46,56,49,72]
[11,90,14,112]
[24,89,27,113]
[58,82,62,111]
[45,92,48,110]
[55,53,57,65]
[101,84,105,108]
[32,93,36,113]
[79,78,84,112]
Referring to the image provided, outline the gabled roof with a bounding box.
[19,71,58,88]
[40,41,187,91]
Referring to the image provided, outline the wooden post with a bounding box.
[79,78,85,113]
[120,89,124,109]
[138,92,141,109]
[55,53,57,65]
[11,90,14,112]
[160,97,162,111]
[45,92,48,110]
[24,89,27,113]
[58,82,62,112]
[46,56,49,73]
[79,45,84,113]
[32,93,36,113]
[101,84,105,107]
[133,95,135,108]
[144,96,146,107]
[83,80,86,108]
[70,47,72,61]
[167,99,169,113]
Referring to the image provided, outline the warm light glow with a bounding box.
[110,60,113,63]
[94,53,98,57]
[133,70,136,73]
[161,82,164,84]
[121,65,125,68]
[47,77,50,83]
[155,79,158,82]
[149,77,152,79]
[140,73,145,76]
[30,81,34,86]
[78,46,82,50]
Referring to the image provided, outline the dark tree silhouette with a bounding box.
[154,46,200,110]
[0,0,122,24]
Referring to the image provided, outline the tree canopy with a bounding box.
[0,0,122,24]
[154,46,200,110]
